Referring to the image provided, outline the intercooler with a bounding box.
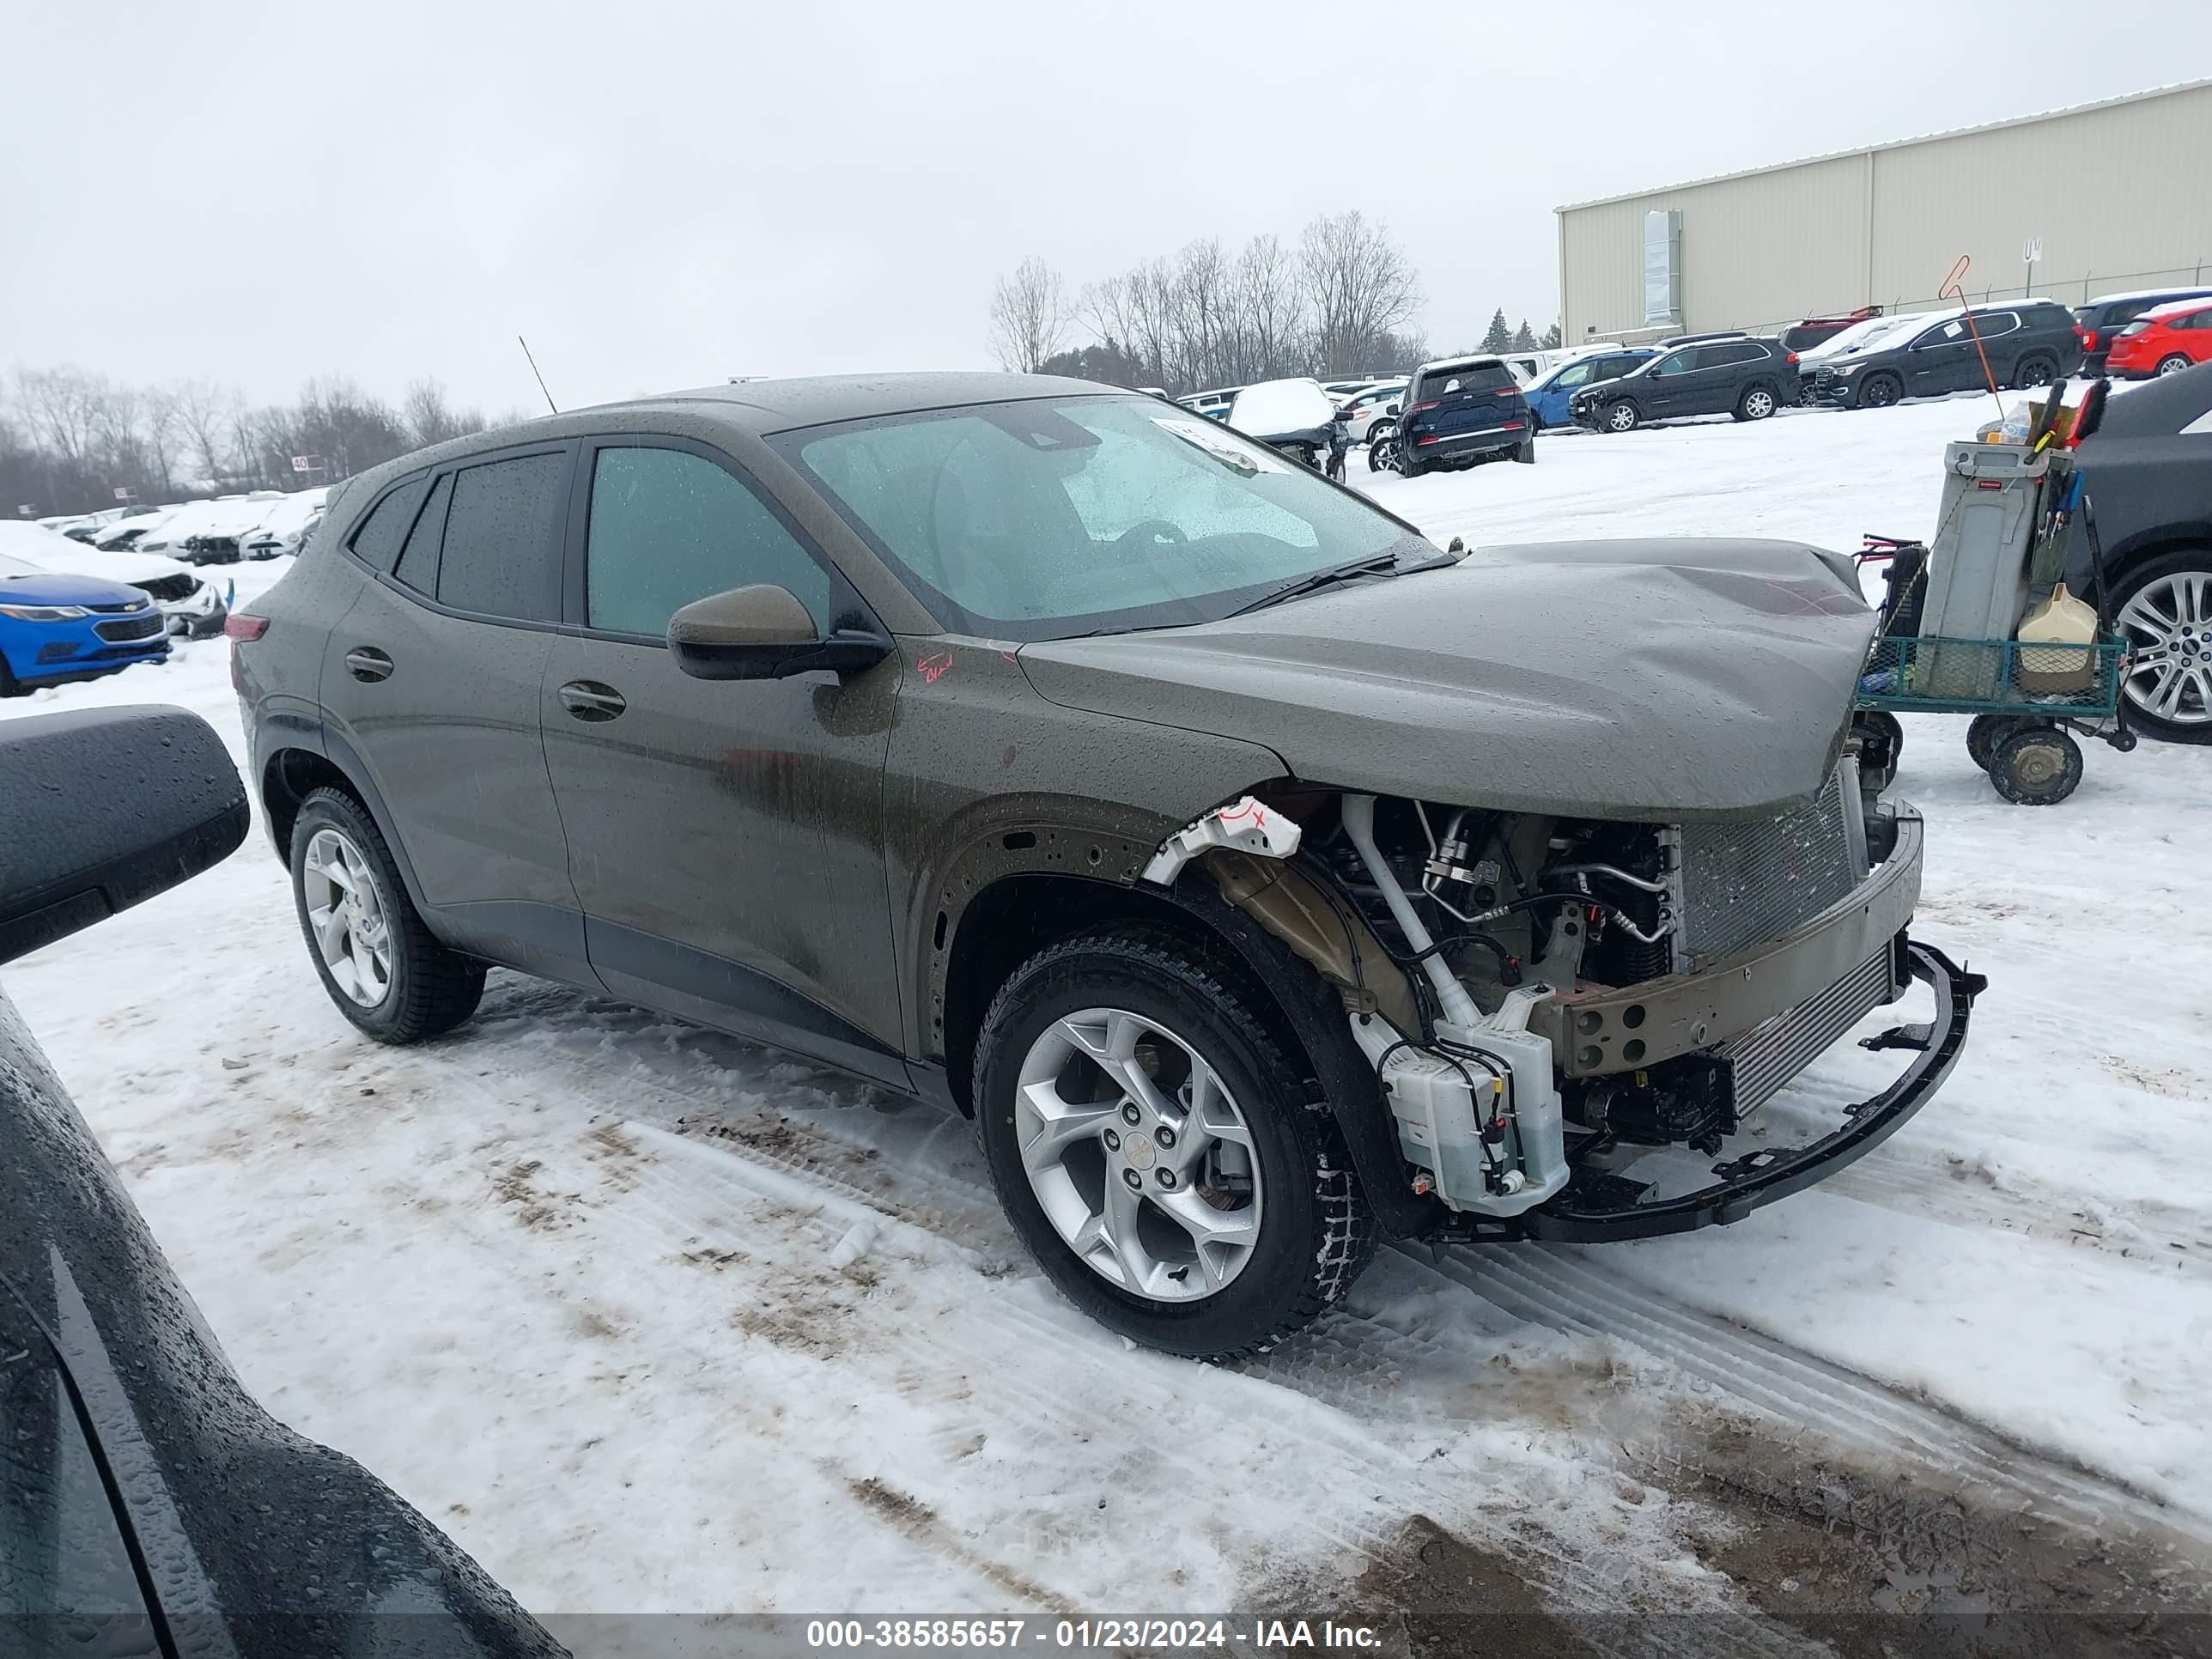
[1673,765,1860,972]
[1715,945,1894,1115]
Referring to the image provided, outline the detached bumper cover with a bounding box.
[1520,939,1983,1242]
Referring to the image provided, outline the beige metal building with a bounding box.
[1557,79,2212,345]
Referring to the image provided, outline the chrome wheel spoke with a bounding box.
[1015,1005,1265,1303]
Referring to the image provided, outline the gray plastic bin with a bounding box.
[1917,441,2047,699]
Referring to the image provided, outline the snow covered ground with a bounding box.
[6,395,2211,1643]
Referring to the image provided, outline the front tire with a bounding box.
[2113,552,2212,742]
[1989,725,2082,805]
[1603,399,1639,433]
[1855,373,1902,409]
[289,787,485,1042]
[973,929,1375,1359]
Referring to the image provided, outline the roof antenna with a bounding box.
[519,334,559,414]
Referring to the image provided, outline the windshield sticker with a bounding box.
[1151,416,1289,474]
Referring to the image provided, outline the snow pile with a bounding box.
[1227,377,1337,437]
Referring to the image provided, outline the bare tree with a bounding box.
[402,377,486,450]
[988,257,1069,373]
[166,379,238,483]
[1298,210,1423,378]
[1233,234,1309,383]
[14,368,104,467]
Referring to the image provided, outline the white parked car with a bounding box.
[1337,380,1407,443]
[0,522,228,638]
[238,486,329,560]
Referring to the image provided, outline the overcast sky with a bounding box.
[7,1,2210,413]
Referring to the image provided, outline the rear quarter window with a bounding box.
[345,477,429,572]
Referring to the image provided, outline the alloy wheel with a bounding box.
[2118,570,2212,729]
[302,827,394,1006]
[1606,402,1637,432]
[2157,355,2192,377]
[1743,389,1775,419]
[1014,1007,1263,1301]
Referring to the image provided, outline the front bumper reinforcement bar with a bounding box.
[1516,939,1984,1243]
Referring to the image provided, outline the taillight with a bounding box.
[1409,399,1441,413]
[1787,351,1800,364]
[224,613,268,641]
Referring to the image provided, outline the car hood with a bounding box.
[0,569,150,607]
[1017,538,1875,821]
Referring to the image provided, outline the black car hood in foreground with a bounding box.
[1019,538,1875,821]
[0,991,564,1659]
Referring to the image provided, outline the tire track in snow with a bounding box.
[495,1015,2212,1620]
[1824,1152,2212,1283]
[495,1070,1812,1655]
[1429,1241,2212,1568]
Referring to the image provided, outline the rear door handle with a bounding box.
[557,680,627,722]
[344,647,394,683]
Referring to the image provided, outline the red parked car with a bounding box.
[2105,298,2212,379]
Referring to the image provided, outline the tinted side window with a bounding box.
[392,473,451,595]
[346,476,428,572]
[1648,349,1697,377]
[1709,343,1766,368]
[435,453,568,622]
[1975,312,2021,340]
[586,446,832,637]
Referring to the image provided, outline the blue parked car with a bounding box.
[1525,348,1659,429]
[0,552,173,694]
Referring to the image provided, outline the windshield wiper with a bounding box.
[1226,552,1406,618]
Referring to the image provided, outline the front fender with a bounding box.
[880,640,1289,1064]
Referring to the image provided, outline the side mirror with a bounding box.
[668,584,890,681]
[1386,403,1400,416]
[0,708,249,966]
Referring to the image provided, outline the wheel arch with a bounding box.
[937,863,1437,1240]
[259,739,434,916]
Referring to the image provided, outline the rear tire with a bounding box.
[1513,434,1536,464]
[2012,354,2059,390]
[1966,714,2026,771]
[2157,354,2193,377]
[1734,385,1778,422]
[289,787,485,1042]
[973,928,1375,1359]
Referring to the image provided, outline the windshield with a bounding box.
[777,395,1425,641]
[0,552,46,578]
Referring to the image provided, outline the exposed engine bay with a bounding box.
[1142,752,1963,1232]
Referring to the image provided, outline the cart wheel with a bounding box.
[1966,714,2025,771]
[1989,726,2083,805]
[2110,727,2139,753]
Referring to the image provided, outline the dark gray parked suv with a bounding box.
[1569,337,1797,431]
[1805,301,2083,408]
[234,373,1978,1358]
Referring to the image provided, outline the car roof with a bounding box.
[2084,285,2212,308]
[2141,296,2212,321]
[630,371,1116,432]
[1414,355,1510,376]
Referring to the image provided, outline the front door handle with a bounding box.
[344,647,394,683]
[557,680,627,723]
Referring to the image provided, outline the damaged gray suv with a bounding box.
[234,373,1982,1358]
